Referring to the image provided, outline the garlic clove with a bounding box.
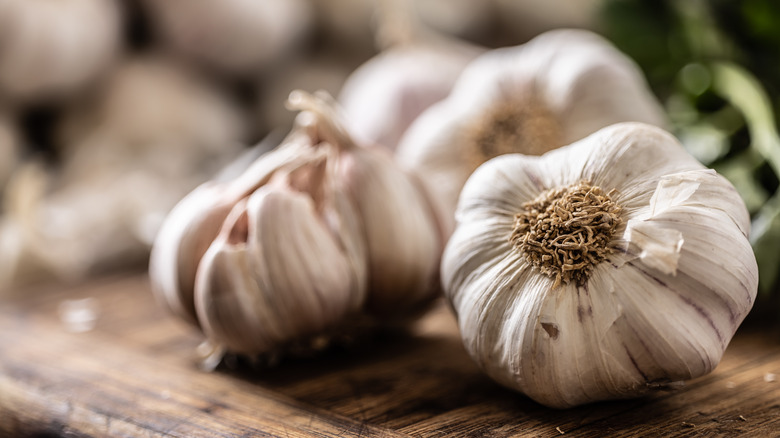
[194,159,367,355]
[149,140,325,326]
[288,90,443,315]
[442,122,758,408]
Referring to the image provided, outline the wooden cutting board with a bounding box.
[1,274,779,437]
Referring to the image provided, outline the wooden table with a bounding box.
[1,274,779,437]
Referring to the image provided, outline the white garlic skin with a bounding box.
[339,42,482,153]
[396,29,668,238]
[141,0,313,76]
[0,0,121,102]
[442,123,757,409]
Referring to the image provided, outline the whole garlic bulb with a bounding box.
[150,91,441,356]
[0,0,121,102]
[396,29,667,237]
[141,0,313,76]
[442,122,758,408]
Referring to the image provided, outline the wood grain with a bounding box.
[0,275,778,437]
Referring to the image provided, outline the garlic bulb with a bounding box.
[150,91,441,356]
[0,57,248,290]
[0,0,121,102]
[141,0,313,76]
[396,29,667,237]
[339,41,482,152]
[58,57,247,186]
[442,122,758,409]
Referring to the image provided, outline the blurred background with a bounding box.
[1,0,779,319]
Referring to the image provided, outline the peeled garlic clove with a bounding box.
[195,159,366,355]
[141,0,313,76]
[288,91,442,314]
[396,29,667,237]
[0,0,121,102]
[442,122,758,408]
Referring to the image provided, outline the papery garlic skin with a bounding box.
[396,29,667,237]
[0,0,121,102]
[442,122,757,409]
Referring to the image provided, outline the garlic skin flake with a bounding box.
[442,123,758,409]
[396,29,667,237]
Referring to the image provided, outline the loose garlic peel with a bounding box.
[150,90,441,358]
[442,122,757,408]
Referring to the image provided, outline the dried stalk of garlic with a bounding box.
[441,122,758,408]
[150,91,442,358]
[396,29,667,237]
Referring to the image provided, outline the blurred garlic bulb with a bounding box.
[150,91,441,356]
[396,29,667,237]
[339,41,482,153]
[0,58,248,290]
[0,0,121,102]
[141,0,313,76]
[59,57,247,186]
[0,112,19,191]
[442,123,758,408]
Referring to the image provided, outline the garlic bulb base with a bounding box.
[510,180,623,288]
